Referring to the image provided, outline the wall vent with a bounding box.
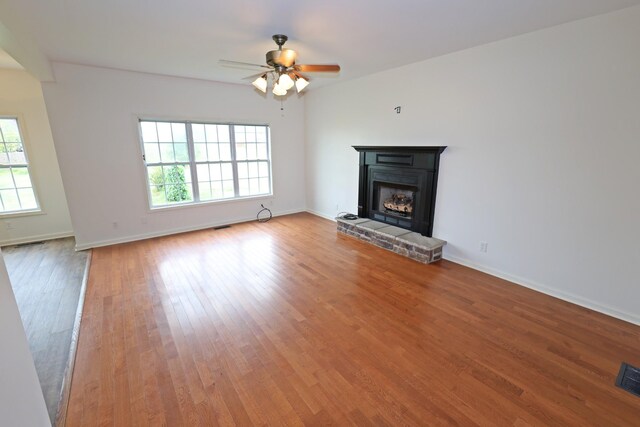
[616,362,640,397]
[213,225,231,230]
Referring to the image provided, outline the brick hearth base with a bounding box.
[336,217,446,264]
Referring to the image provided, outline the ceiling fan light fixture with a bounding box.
[272,82,287,96]
[278,73,295,90]
[252,74,268,93]
[295,76,310,93]
[223,34,338,100]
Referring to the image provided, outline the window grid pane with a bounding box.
[141,120,271,208]
[0,118,39,214]
[195,161,235,201]
[237,160,270,197]
[236,125,271,196]
[220,142,232,161]
[207,143,220,162]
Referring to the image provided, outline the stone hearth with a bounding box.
[337,217,446,264]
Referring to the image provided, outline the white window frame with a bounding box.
[138,119,273,210]
[0,116,41,216]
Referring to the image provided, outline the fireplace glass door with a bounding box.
[376,184,415,219]
[370,180,419,229]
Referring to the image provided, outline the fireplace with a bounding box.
[375,183,416,219]
[353,146,446,236]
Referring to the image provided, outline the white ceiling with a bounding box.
[1,0,639,88]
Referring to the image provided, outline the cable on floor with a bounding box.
[257,204,272,222]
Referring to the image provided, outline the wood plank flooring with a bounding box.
[67,213,640,426]
[3,238,89,425]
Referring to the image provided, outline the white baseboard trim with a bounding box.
[0,230,75,247]
[76,208,639,327]
[444,253,640,327]
[304,210,640,326]
[74,208,306,251]
[305,209,337,222]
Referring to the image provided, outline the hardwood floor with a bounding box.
[66,213,640,426]
[3,238,89,425]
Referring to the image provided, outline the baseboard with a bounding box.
[305,209,338,222]
[444,253,640,327]
[304,210,640,326]
[74,208,306,250]
[0,230,74,247]
[75,209,640,327]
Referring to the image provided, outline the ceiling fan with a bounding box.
[220,34,340,96]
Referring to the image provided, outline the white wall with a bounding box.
[305,6,640,324]
[0,69,73,245]
[0,249,50,426]
[42,63,306,249]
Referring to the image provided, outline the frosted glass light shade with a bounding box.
[295,76,309,93]
[272,82,287,96]
[278,73,295,90]
[252,75,267,93]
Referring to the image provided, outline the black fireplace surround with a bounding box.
[353,146,447,237]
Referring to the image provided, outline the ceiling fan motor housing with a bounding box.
[266,49,297,68]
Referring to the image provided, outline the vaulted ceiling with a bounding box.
[0,48,21,69]
[1,0,639,87]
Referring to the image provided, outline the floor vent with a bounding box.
[14,241,45,248]
[213,225,231,230]
[616,362,640,397]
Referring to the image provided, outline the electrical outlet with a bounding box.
[112,221,118,229]
[336,204,340,211]
[141,218,148,224]
[480,241,488,253]
[5,221,13,230]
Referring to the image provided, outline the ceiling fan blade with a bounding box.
[291,70,309,80]
[242,71,271,81]
[219,59,271,69]
[294,64,340,73]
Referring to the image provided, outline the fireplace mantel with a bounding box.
[353,146,447,154]
[352,146,447,237]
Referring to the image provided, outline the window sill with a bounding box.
[148,194,274,214]
[0,209,44,219]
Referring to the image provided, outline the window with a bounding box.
[139,120,271,208]
[0,117,39,214]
